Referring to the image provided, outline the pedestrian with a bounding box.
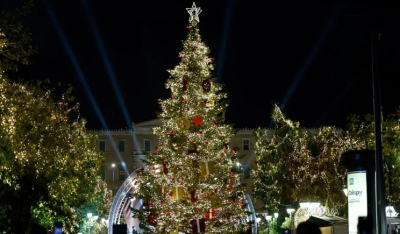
[296,221,322,234]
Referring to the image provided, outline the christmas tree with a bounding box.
[133,2,250,233]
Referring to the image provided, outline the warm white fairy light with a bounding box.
[186,2,202,23]
[132,3,249,233]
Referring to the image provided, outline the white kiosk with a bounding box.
[341,150,376,234]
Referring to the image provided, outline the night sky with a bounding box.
[2,0,400,130]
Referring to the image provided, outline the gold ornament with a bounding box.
[177,117,191,130]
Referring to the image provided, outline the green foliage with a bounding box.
[254,103,400,230]
[253,104,347,228]
[0,0,38,73]
[132,17,249,233]
[345,111,400,211]
[0,75,110,233]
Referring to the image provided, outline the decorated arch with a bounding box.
[108,167,257,234]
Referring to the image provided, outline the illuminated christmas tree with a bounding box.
[133,2,250,233]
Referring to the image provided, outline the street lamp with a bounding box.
[287,208,295,234]
[274,213,279,234]
[93,215,98,234]
[299,202,320,217]
[256,217,261,234]
[87,213,92,234]
[112,163,115,195]
[386,206,398,217]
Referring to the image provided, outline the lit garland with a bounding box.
[132,3,250,233]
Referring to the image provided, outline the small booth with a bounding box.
[305,216,348,234]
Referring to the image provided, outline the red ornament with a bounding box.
[170,130,175,135]
[220,157,223,161]
[178,54,182,58]
[148,212,158,226]
[233,150,237,154]
[182,98,186,102]
[214,123,218,127]
[210,60,213,63]
[190,189,197,204]
[183,78,189,91]
[189,28,193,32]
[199,131,203,135]
[193,115,202,127]
[229,178,234,191]
[183,62,187,65]
[187,108,190,111]
[205,141,208,145]
[194,46,198,49]
[163,163,168,174]
[187,138,190,142]
[158,100,162,104]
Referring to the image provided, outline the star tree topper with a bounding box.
[186,2,202,23]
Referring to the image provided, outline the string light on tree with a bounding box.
[132,2,249,233]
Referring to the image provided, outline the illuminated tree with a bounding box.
[132,3,250,233]
[0,3,111,233]
[345,111,400,212]
[253,104,347,229]
[0,1,37,73]
[0,75,111,233]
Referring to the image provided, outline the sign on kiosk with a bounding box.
[347,171,368,234]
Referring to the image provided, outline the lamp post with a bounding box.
[93,215,98,234]
[286,208,295,234]
[87,213,92,234]
[265,215,272,234]
[112,163,115,195]
[274,213,278,234]
[256,217,261,234]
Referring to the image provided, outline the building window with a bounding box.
[118,140,126,152]
[100,169,106,180]
[99,140,106,152]
[242,138,250,151]
[144,139,151,151]
[119,168,125,180]
[242,165,251,179]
